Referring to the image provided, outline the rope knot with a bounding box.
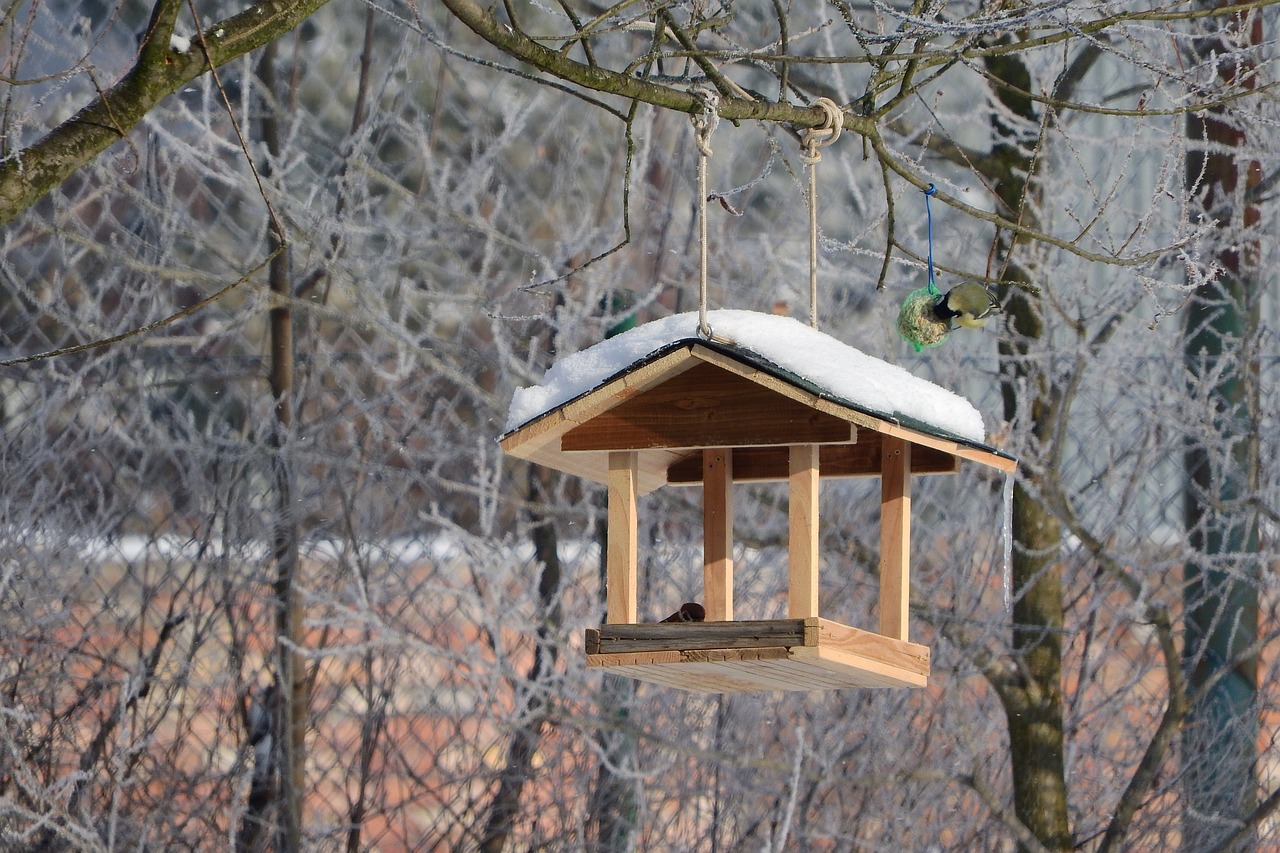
[801,97,844,165]
[800,98,844,329]
[690,86,720,157]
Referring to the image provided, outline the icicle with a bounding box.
[1002,470,1015,612]
[477,435,497,539]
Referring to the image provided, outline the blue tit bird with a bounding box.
[932,281,1001,329]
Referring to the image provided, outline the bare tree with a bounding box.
[2,1,1280,851]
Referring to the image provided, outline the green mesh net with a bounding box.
[897,284,950,351]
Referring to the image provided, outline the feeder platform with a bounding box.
[586,617,929,692]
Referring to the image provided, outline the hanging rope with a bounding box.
[691,87,720,340]
[800,98,844,329]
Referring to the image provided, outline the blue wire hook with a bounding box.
[924,184,939,297]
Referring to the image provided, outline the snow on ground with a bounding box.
[64,534,599,568]
[504,309,987,443]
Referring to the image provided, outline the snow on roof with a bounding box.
[503,309,987,444]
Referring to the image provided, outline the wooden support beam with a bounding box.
[703,449,733,621]
[788,444,821,618]
[607,451,639,624]
[665,435,960,484]
[879,436,911,641]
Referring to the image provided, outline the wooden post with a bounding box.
[879,436,911,640]
[788,444,820,618]
[703,449,733,621]
[607,451,638,624]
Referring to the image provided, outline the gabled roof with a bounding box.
[500,313,1015,495]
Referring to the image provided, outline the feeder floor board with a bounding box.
[585,617,929,692]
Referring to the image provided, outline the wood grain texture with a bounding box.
[703,449,734,621]
[561,362,855,451]
[815,618,929,672]
[689,346,875,424]
[665,438,958,483]
[585,617,929,692]
[606,451,638,624]
[878,436,911,641]
[586,619,811,653]
[788,444,821,618]
[874,420,1017,473]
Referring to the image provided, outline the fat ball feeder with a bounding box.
[897,185,1002,351]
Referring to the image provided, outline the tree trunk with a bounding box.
[1181,3,1263,848]
[985,41,1071,853]
[259,41,307,853]
[480,306,565,853]
[478,469,562,852]
[588,515,639,852]
[995,280,1069,851]
[1000,479,1068,853]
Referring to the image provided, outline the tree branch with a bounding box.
[1206,784,1280,853]
[1095,602,1185,852]
[865,123,1191,271]
[0,0,330,225]
[437,0,863,129]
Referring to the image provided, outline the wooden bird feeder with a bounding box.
[500,315,1016,693]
